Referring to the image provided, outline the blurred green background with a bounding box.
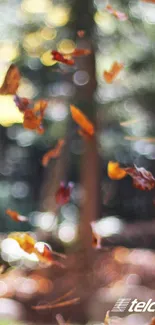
[0,0,155,249]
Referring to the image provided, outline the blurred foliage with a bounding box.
[0,0,155,240]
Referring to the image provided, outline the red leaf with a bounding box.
[55,182,74,205]
[125,166,155,191]
[51,50,75,65]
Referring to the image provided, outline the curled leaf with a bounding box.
[108,161,127,180]
[23,100,47,134]
[33,242,65,268]
[33,99,47,117]
[23,109,44,134]
[6,209,28,222]
[51,50,75,65]
[55,182,74,206]
[125,166,155,191]
[70,105,95,136]
[108,161,155,191]
[42,139,65,167]
[0,64,20,95]
[33,242,54,264]
[104,62,123,83]
[70,48,91,57]
[106,5,128,21]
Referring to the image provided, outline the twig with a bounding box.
[32,297,80,310]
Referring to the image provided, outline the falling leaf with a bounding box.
[70,104,95,136]
[106,5,128,21]
[108,161,155,191]
[107,161,127,180]
[23,109,44,134]
[125,166,155,191]
[6,209,28,222]
[14,94,31,112]
[51,50,75,65]
[55,182,74,206]
[23,99,47,134]
[0,64,20,95]
[8,232,36,253]
[33,242,65,268]
[77,30,85,38]
[70,48,91,57]
[33,99,47,117]
[42,139,65,167]
[104,62,124,83]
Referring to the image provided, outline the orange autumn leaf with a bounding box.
[23,100,47,134]
[42,139,65,167]
[70,105,95,136]
[70,48,91,57]
[106,5,128,21]
[0,64,20,95]
[8,232,36,253]
[77,30,85,38]
[33,242,66,267]
[108,161,127,180]
[33,242,54,265]
[23,109,44,134]
[33,99,48,117]
[6,209,28,222]
[104,62,123,83]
